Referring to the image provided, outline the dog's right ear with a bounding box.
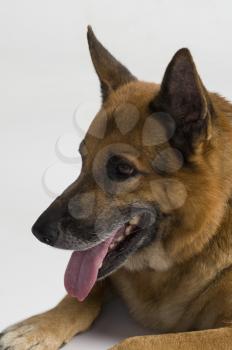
[151,48,213,157]
[87,26,136,102]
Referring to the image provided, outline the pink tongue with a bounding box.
[64,231,117,302]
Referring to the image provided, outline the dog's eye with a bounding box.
[107,155,137,181]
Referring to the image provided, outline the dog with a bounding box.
[1,26,232,350]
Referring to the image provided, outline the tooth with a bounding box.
[130,216,140,225]
[125,226,132,235]
[116,236,124,242]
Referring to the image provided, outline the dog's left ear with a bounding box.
[87,26,136,102]
[152,48,213,156]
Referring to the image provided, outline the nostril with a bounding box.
[42,236,53,245]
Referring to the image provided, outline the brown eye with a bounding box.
[117,162,134,176]
[107,155,137,181]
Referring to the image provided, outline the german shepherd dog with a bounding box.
[1,26,232,350]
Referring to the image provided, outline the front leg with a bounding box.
[0,281,106,350]
[110,327,232,350]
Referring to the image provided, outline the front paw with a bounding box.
[0,316,65,350]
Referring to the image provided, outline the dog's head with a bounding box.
[32,27,232,301]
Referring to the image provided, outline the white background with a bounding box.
[1,1,232,349]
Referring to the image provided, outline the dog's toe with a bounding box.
[0,323,52,350]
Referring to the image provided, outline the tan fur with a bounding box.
[2,28,232,350]
[0,283,105,349]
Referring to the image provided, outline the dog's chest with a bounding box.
[111,268,194,333]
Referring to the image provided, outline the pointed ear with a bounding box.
[152,48,213,156]
[87,26,136,102]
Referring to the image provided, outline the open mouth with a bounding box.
[64,215,144,301]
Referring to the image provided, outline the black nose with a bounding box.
[32,220,59,246]
[31,198,67,247]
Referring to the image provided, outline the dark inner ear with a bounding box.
[151,48,212,157]
[87,26,136,102]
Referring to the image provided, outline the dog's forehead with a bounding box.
[105,81,159,112]
[80,81,172,164]
[85,81,160,143]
